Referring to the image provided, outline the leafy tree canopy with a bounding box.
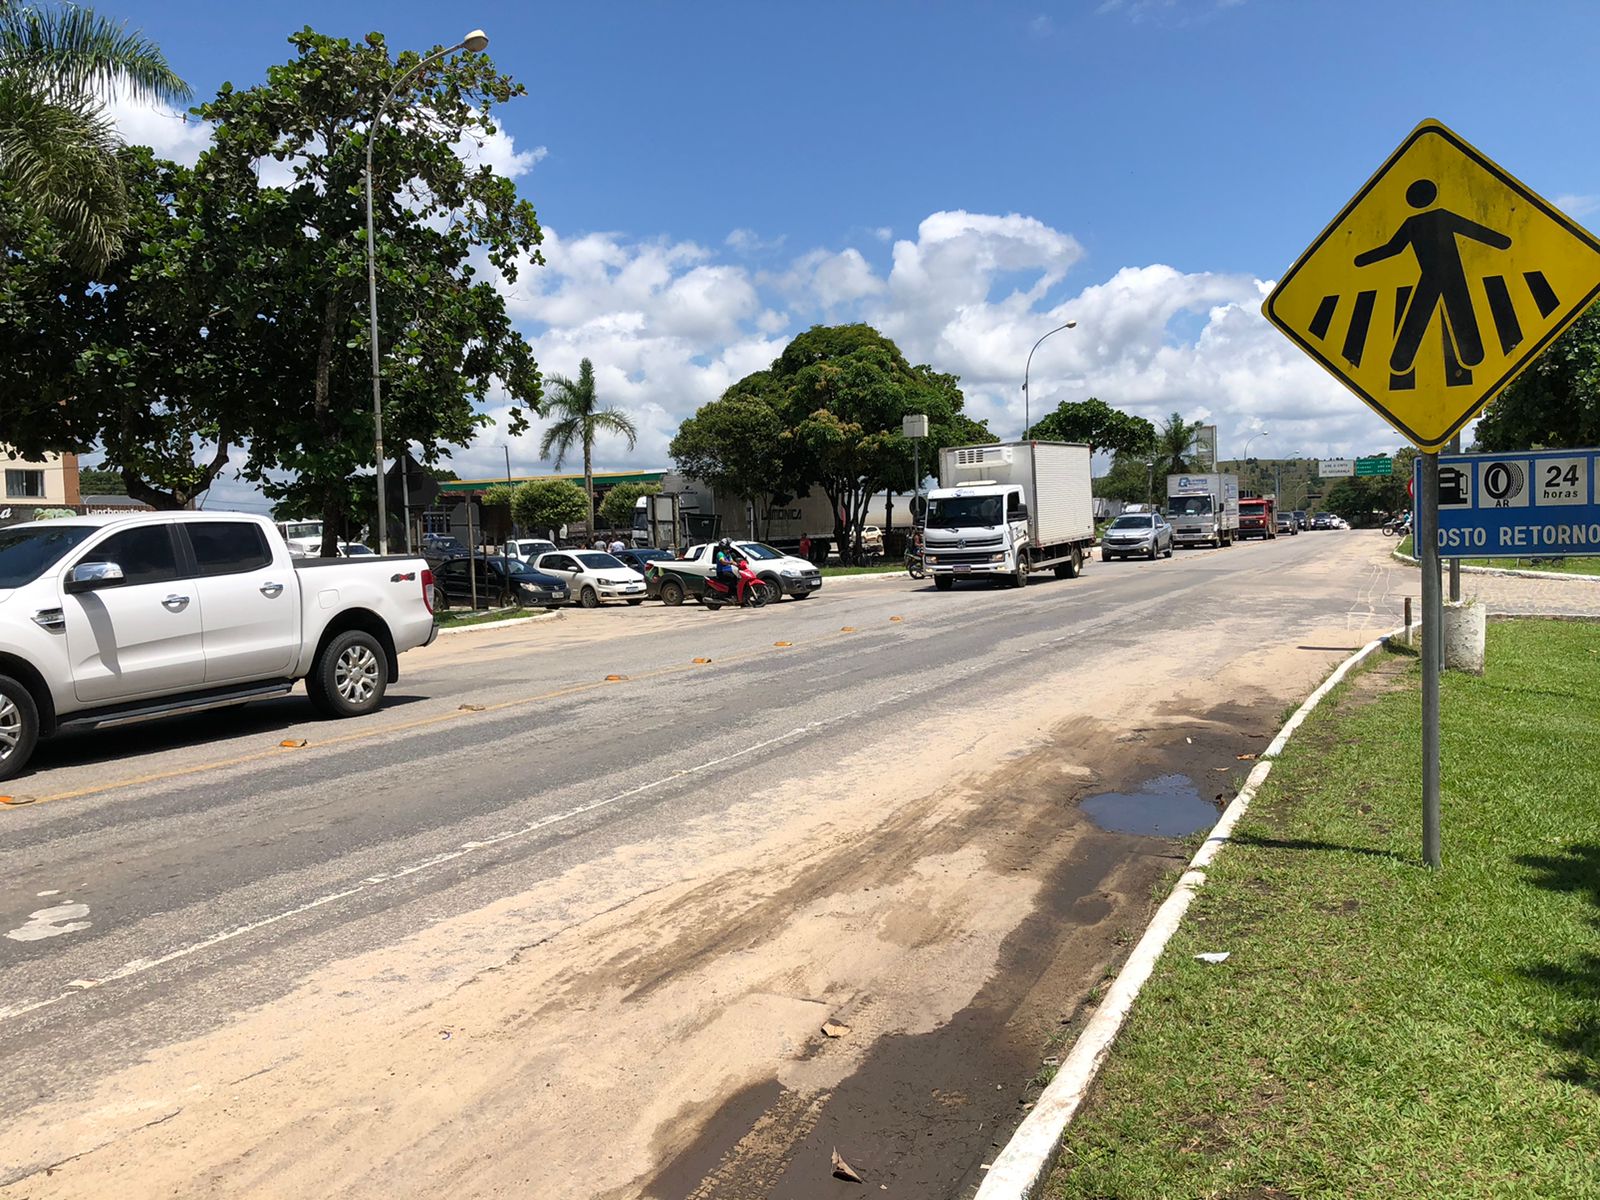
[74,465,124,495]
[1475,302,1600,452]
[510,478,587,536]
[1027,397,1155,458]
[0,28,544,552]
[598,481,659,529]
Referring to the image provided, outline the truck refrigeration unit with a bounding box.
[923,441,1098,590]
[1166,472,1240,548]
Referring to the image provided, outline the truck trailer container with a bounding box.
[924,441,1098,590]
[1166,472,1240,548]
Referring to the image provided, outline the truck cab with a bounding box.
[1238,496,1277,540]
[1166,473,1241,548]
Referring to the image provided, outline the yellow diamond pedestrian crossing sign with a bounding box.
[1263,119,1600,451]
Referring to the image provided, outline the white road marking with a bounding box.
[0,694,919,1025]
[36,890,59,897]
[5,903,91,943]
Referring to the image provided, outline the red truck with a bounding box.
[1238,496,1278,540]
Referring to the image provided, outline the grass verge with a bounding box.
[435,606,559,629]
[1397,534,1600,576]
[818,564,905,576]
[1047,618,1600,1199]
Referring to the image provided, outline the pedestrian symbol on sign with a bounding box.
[1352,178,1514,390]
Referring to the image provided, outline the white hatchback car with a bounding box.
[532,550,647,608]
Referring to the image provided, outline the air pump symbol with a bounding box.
[1482,461,1526,504]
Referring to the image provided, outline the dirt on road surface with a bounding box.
[0,539,1404,1200]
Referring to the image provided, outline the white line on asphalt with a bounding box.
[5,903,92,943]
[0,696,908,1025]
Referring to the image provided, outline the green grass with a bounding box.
[1047,619,1600,1199]
[434,605,557,629]
[818,563,905,576]
[1396,533,1600,576]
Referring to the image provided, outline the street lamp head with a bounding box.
[1064,320,1077,329]
[463,29,490,52]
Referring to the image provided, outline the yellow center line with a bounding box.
[13,619,894,809]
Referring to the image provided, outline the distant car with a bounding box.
[421,534,468,567]
[504,537,558,561]
[531,550,647,608]
[1101,512,1173,561]
[1330,516,1350,530]
[1311,513,1334,530]
[343,542,376,556]
[1275,513,1298,536]
[1292,510,1309,531]
[432,556,568,609]
[682,540,823,599]
[612,547,675,574]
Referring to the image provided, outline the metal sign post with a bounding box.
[1418,453,1442,868]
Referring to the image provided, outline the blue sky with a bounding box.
[105,0,1600,494]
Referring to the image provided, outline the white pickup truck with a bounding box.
[0,512,438,782]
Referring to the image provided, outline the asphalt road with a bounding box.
[0,531,1408,1194]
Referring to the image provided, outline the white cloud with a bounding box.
[103,94,210,165]
[1555,193,1600,219]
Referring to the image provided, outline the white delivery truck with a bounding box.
[1166,472,1240,548]
[923,441,1098,591]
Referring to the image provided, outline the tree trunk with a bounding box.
[314,292,343,557]
[583,433,595,538]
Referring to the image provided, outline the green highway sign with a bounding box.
[1355,456,1394,477]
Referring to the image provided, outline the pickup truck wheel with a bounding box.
[308,630,387,719]
[934,575,954,592]
[660,579,685,606]
[0,675,40,783]
[580,586,601,609]
[760,574,783,603]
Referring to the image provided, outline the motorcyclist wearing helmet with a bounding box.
[711,537,740,599]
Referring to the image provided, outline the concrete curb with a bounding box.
[434,610,564,637]
[1390,545,1600,583]
[972,626,1403,1200]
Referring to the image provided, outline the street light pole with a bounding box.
[1021,320,1077,438]
[365,29,490,555]
[1241,431,1269,495]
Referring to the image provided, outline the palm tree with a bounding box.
[0,0,189,271]
[1151,411,1204,482]
[538,358,638,534]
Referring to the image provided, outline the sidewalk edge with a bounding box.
[971,626,1402,1200]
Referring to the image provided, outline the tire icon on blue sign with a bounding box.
[1482,461,1525,503]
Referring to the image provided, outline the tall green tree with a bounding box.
[539,358,638,534]
[1475,303,1600,451]
[1151,411,1205,483]
[0,0,187,269]
[1,29,545,548]
[764,324,986,562]
[669,381,792,534]
[1026,397,1155,458]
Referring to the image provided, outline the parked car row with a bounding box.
[430,541,824,612]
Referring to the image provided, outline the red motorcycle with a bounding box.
[702,558,770,609]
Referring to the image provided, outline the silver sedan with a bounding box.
[1101,512,1174,561]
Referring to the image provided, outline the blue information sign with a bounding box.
[1414,448,1600,558]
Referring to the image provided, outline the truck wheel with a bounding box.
[580,586,601,609]
[934,576,954,592]
[1060,547,1082,578]
[1013,560,1029,588]
[660,579,685,606]
[307,630,388,719]
[0,675,41,783]
[760,574,784,603]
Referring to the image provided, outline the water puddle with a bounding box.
[1079,774,1218,837]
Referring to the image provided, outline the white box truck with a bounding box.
[924,441,1097,590]
[1166,472,1240,548]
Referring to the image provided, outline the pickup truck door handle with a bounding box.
[259,581,285,598]
[162,594,191,611]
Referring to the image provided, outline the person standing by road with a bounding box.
[608,537,626,554]
[798,534,812,563]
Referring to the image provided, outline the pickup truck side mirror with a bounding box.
[65,561,126,593]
